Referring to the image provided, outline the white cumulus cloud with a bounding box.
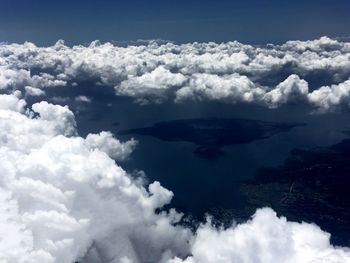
[263,74,309,107]
[0,37,350,110]
[170,208,350,263]
[0,93,191,263]
[308,79,350,111]
[86,131,137,161]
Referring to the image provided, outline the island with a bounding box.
[119,117,302,159]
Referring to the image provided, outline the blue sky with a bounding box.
[1,0,349,45]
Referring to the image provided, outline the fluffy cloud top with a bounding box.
[175,73,263,103]
[308,80,350,111]
[263,74,309,107]
[0,93,190,263]
[0,37,350,110]
[85,131,137,161]
[118,66,187,104]
[0,93,349,262]
[171,208,350,263]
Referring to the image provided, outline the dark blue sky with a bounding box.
[1,0,349,45]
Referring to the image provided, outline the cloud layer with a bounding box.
[171,208,350,263]
[0,93,349,262]
[1,37,350,110]
[0,93,190,263]
[1,37,350,262]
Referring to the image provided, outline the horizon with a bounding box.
[1,0,350,45]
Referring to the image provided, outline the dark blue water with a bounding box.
[67,94,350,219]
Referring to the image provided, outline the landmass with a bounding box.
[119,118,302,159]
[240,138,350,246]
